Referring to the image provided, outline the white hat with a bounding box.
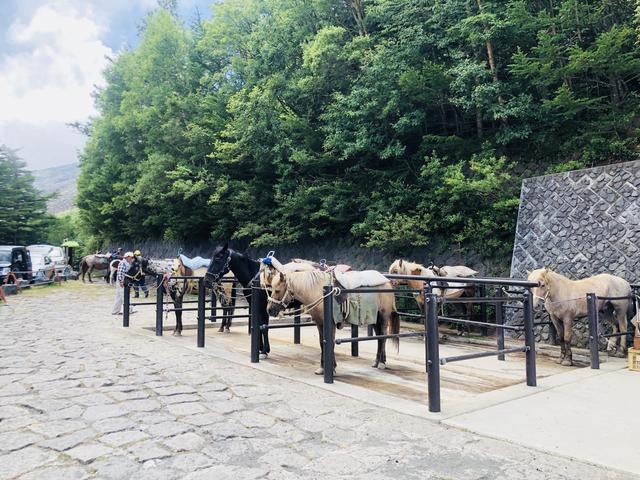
[124,251,134,258]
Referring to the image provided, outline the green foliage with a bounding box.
[77,0,640,268]
[0,146,53,245]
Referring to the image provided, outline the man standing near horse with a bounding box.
[111,251,136,315]
[132,249,149,298]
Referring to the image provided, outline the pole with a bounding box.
[586,292,600,369]
[479,284,488,336]
[425,291,441,413]
[495,288,505,360]
[523,289,537,386]
[323,285,334,384]
[155,274,163,336]
[197,278,205,348]
[351,324,359,357]
[250,281,260,363]
[294,314,301,344]
[123,283,130,328]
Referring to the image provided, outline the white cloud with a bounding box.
[0,3,114,125]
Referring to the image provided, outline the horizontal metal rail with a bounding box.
[438,315,522,331]
[504,305,524,310]
[441,296,523,304]
[385,273,538,288]
[601,331,632,338]
[440,346,526,365]
[397,311,423,318]
[597,295,635,301]
[335,331,426,344]
[260,322,316,330]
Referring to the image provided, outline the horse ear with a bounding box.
[398,259,403,267]
[278,272,284,281]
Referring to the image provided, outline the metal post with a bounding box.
[496,288,505,361]
[210,290,217,323]
[586,292,600,370]
[367,324,374,336]
[293,314,301,344]
[425,291,441,413]
[155,274,163,336]
[197,278,205,348]
[323,285,334,384]
[250,281,260,363]
[351,324,359,357]
[123,283,130,327]
[480,284,488,336]
[523,289,537,386]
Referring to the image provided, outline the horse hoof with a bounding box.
[259,353,268,359]
[555,357,564,364]
[371,362,379,368]
[173,331,182,337]
[218,327,224,333]
[377,363,387,370]
[314,367,324,375]
[224,328,230,333]
[614,350,626,358]
[561,358,573,366]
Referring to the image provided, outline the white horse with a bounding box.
[528,268,633,366]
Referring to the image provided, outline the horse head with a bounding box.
[205,243,231,286]
[527,267,550,309]
[267,271,294,317]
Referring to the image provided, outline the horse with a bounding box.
[109,259,121,285]
[205,244,273,356]
[266,269,400,375]
[169,255,237,335]
[388,259,477,308]
[528,267,633,366]
[79,254,111,283]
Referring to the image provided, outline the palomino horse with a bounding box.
[266,269,400,375]
[79,254,111,283]
[528,268,633,366]
[170,255,237,334]
[388,259,478,309]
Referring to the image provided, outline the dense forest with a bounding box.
[77,0,640,265]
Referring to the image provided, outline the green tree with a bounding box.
[0,146,53,245]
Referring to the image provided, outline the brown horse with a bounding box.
[171,257,237,333]
[267,269,400,375]
[79,254,111,283]
[388,259,477,309]
[528,268,633,366]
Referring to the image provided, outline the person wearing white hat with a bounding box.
[111,251,136,315]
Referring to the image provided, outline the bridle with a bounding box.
[267,279,295,310]
[205,251,232,282]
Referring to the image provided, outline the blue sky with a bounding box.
[0,0,213,170]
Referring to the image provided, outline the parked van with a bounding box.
[0,246,32,283]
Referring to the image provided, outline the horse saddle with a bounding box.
[179,254,211,270]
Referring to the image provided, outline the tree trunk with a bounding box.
[347,0,368,36]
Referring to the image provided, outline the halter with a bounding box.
[205,251,232,282]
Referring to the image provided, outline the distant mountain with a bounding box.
[32,163,79,214]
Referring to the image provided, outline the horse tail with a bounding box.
[390,310,400,353]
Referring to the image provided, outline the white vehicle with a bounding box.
[28,250,55,282]
[27,245,70,278]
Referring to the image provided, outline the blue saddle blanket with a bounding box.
[179,254,211,270]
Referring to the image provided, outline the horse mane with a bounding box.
[389,259,431,276]
[285,270,331,298]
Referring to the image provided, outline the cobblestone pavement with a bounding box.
[0,284,635,480]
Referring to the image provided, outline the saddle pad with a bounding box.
[438,266,478,277]
[334,270,388,289]
[333,292,378,326]
[179,254,211,270]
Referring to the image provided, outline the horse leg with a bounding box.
[614,303,627,357]
[259,311,270,358]
[561,317,574,366]
[88,266,93,283]
[372,316,387,370]
[315,323,325,375]
[549,315,565,364]
[226,293,236,333]
[173,293,183,336]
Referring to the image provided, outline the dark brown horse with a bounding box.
[80,254,111,283]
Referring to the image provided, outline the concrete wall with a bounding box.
[510,159,640,346]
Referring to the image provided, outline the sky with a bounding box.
[0,0,212,171]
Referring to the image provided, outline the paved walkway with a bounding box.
[0,283,635,479]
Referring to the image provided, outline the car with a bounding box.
[0,246,33,284]
[28,244,70,276]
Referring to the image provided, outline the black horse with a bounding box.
[205,243,271,356]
